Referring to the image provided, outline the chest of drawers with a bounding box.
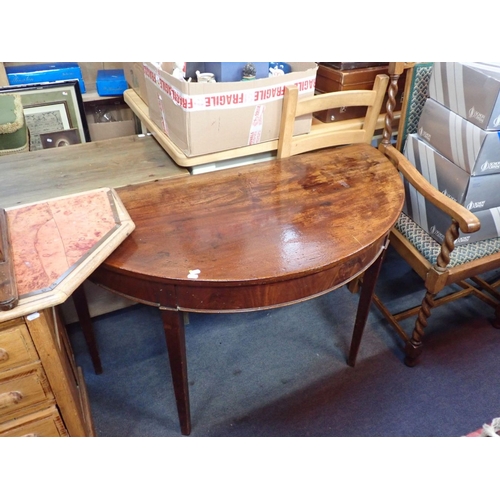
[0,308,94,437]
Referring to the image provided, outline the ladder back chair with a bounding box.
[278,72,394,364]
[349,62,500,367]
[277,73,389,159]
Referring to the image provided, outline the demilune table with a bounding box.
[90,142,404,435]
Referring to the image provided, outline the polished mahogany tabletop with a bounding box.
[91,142,404,435]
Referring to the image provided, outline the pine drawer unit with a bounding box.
[0,310,95,437]
[0,187,136,437]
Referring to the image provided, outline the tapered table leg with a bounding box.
[72,284,103,374]
[347,242,388,367]
[160,308,191,436]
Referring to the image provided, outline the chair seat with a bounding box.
[395,212,500,268]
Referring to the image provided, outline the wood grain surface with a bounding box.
[94,142,404,311]
[0,134,188,209]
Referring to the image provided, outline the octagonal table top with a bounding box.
[0,187,135,322]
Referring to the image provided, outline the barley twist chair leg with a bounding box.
[404,290,436,367]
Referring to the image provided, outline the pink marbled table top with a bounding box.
[7,190,118,297]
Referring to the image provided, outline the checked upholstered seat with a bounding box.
[396,213,500,269]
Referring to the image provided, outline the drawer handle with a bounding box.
[0,348,9,363]
[0,391,23,408]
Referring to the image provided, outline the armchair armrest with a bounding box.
[380,143,481,234]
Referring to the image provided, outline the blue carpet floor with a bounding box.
[67,246,500,438]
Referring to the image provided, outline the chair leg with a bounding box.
[404,290,436,367]
[72,284,103,375]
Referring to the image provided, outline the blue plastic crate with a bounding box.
[96,69,128,96]
[6,63,86,93]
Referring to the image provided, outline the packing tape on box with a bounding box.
[145,67,316,112]
[158,94,169,136]
[248,105,264,145]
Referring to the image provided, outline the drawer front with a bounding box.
[0,364,54,423]
[0,406,68,437]
[0,321,39,373]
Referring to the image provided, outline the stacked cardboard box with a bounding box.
[402,62,500,246]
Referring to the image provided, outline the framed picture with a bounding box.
[40,128,81,149]
[0,80,90,151]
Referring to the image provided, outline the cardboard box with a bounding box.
[404,134,500,213]
[123,62,149,105]
[144,62,317,157]
[403,134,500,245]
[96,69,127,96]
[428,62,500,130]
[404,196,500,246]
[418,98,500,176]
[5,62,86,93]
[85,101,136,141]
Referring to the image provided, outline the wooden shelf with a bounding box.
[124,89,399,169]
[82,90,125,103]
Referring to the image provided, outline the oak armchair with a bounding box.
[349,62,500,367]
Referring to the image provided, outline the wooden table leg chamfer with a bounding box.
[160,308,191,436]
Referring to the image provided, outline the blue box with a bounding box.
[96,69,128,96]
[6,63,86,93]
[203,62,269,82]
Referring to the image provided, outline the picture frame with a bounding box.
[40,128,81,149]
[0,80,90,151]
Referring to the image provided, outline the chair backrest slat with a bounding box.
[277,73,389,159]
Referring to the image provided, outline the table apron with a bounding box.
[90,235,388,313]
